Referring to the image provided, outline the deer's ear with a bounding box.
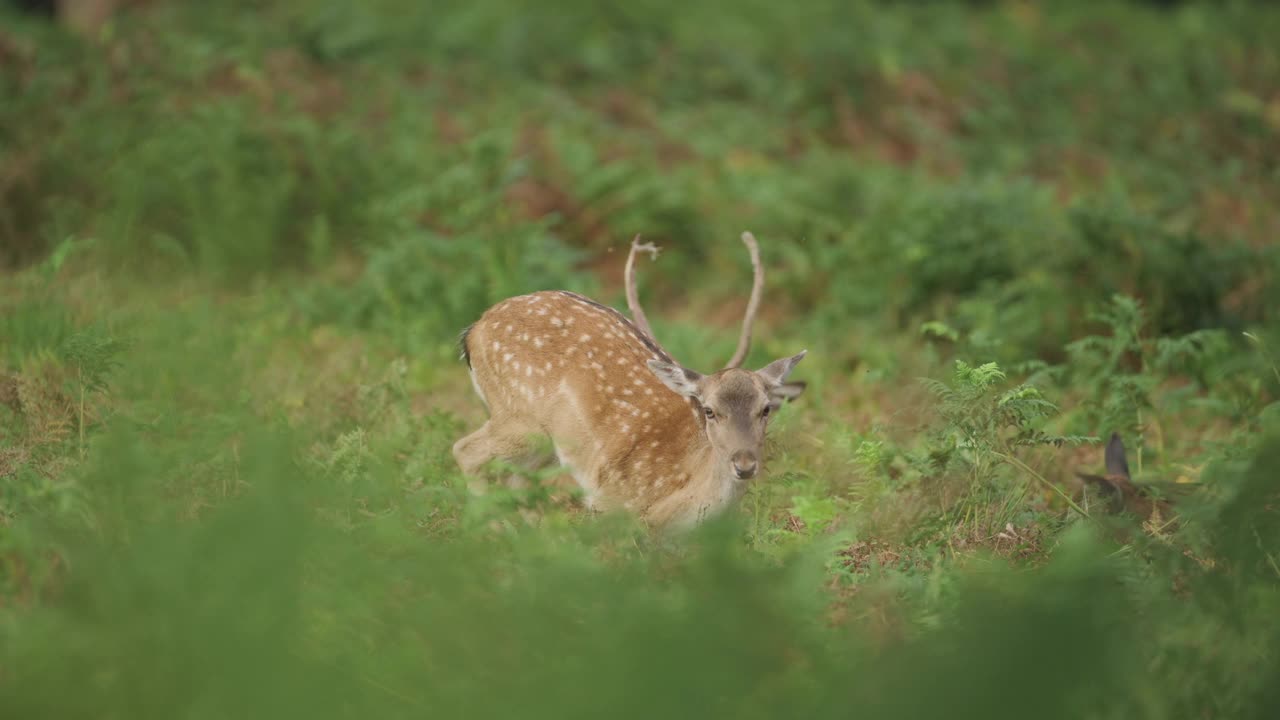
[1104,432,1130,480]
[757,350,806,385]
[647,360,703,399]
[769,381,806,406]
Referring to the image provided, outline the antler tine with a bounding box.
[725,232,764,369]
[624,234,662,342]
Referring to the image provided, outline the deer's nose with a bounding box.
[731,451,758,479]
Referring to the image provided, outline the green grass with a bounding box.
[2,1,1279,717]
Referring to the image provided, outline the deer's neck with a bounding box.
[645,407,743,528]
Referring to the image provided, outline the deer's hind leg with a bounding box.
[453,421,501,476]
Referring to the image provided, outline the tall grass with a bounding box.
[2,1,1278,717]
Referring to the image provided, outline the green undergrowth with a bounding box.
[2,1,1279,718]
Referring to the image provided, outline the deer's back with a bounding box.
[463,291,702,510]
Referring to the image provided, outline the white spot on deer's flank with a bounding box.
[579,334,592,343]
[551,317,563,327]
[492,341,501,351]
[503,353,513,363]
[526,366,533,377]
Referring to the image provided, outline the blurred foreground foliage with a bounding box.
[2,1,1279,718]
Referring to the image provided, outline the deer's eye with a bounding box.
[761,406,771,419]
[704,407,716,420]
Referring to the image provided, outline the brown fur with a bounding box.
[1075,433,1175,523]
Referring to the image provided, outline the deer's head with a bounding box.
[627,232,807,482]
[647,352,805,479]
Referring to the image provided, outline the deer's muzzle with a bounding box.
[730,450,758,480]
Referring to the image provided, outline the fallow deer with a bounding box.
[1075,433,1176,524]
[453,233,806,529]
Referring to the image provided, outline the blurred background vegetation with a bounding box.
[2,1,1278,717]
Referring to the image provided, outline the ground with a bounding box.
[1,2,1279,718]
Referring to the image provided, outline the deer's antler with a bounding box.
[626,232,764,369]
[725,232,764,369]
[625,235,664,347]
